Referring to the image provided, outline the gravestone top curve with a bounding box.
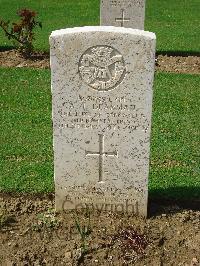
[50,26,155,39]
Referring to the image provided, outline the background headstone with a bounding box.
[50,26,156,217]
[101,0,146,30]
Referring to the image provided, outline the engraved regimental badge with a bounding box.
[79,45,126,91]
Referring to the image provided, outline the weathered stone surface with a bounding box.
[101,0,146,30]
[50,26,156,217]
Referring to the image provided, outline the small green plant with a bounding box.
[74,208,92,255]
[0,8,42,57]
[33,209,60,231]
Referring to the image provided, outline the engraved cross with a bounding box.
[115,9,130,27]
[85,134,118,182]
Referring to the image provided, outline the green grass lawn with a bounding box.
[0,0,199,53]
[150,72,200,200]
[0,68,53,192]
[0,68,199,200]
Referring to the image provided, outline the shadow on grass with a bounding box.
[0,45,15,52]
[148,186,200,217]
[157,50,200,57]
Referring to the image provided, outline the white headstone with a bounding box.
[101,0,146,30]
[50,26,156,217]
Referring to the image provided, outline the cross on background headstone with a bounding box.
[101,0,146,30]
[115,9,130,27]
[86,134,118,182]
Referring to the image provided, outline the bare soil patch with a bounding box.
[0,49,200,74]
[0,194,199,266]
[156,54,200,74]
[0,50,49,69]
